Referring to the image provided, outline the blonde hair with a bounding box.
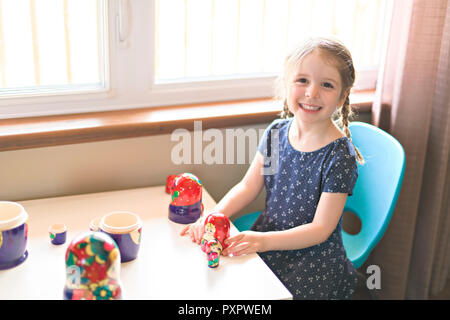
[275,37,364,164]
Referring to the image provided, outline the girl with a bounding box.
[181,37,364,300]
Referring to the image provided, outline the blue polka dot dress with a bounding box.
[252,118,359,300]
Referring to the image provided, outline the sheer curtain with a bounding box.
[371,0,450,299]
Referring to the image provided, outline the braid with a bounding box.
[340,96,365,165]
[341,96,352,136]
[279,100,294,119]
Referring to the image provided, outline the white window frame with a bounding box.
[0,0,390,120]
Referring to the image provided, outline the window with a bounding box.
[0,0,107,96]
[0,0,392,119]
[155,0,388,84]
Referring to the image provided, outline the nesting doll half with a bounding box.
[168,173,204,224]
[64,231,122,300]
[201,212,230,250]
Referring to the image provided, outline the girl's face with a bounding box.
[286,50,348,125]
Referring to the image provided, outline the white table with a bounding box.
[0,186,292,300]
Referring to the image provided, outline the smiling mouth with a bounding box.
[299,103,322,112]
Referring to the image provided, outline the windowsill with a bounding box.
[0,90,374,152]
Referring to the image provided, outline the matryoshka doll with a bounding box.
[63,231,122,300]
[200,212,230,268]
[168,173,204,224]
[204,239,222,268]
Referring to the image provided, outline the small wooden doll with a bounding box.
[204,239,222,268]
[200,212,230,268]
[168,173,204,224]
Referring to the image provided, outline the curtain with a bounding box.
[370,0,450,299]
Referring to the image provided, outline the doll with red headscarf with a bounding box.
[200,212,230,268]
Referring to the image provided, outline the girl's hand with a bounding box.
[222,231,266,256]
[180,215,206,244]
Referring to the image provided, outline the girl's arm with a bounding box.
[222,192,348,256]
[211,152,265,219]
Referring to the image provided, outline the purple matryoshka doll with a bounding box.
[168,173,204,224]
[0,201,28,270]
[63,231,122,300]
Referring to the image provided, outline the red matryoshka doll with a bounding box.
[63,231,122,300]
[201,212,230,268]
[168,173,204,224]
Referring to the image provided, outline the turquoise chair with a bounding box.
[232,121,405,270]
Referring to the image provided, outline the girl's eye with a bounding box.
[296,78,308,84]
[322,82,334,89]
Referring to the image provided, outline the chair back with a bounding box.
[342,121,405,268]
